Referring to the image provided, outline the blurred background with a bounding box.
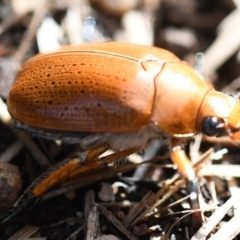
[1,0,240,239]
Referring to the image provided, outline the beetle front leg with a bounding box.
[171,146,195,182]
[170,138,200,215]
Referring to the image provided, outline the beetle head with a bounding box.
[197,90,240,139]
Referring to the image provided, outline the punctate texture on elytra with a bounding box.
[8,42,240,137]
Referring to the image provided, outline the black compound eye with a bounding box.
[201,117,223,136]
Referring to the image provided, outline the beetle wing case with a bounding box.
[8,42,181,133]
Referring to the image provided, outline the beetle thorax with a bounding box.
[150,62,211,136]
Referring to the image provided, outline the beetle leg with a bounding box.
[0,146,139,227]
[32,145,109,198]
[170,138,200,213]
[66,147,139,181]
[32,145,138,198]
[171,146,195,182]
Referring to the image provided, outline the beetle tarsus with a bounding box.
[187,177,199,208]
[187,178,202,223]
[170,141,202,221]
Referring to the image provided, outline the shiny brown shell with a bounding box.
[9,41,240,136]
[8,42,179,133]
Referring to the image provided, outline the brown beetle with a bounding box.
[6,42,240,218]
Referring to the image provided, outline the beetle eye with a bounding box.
[201,117,223,136]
